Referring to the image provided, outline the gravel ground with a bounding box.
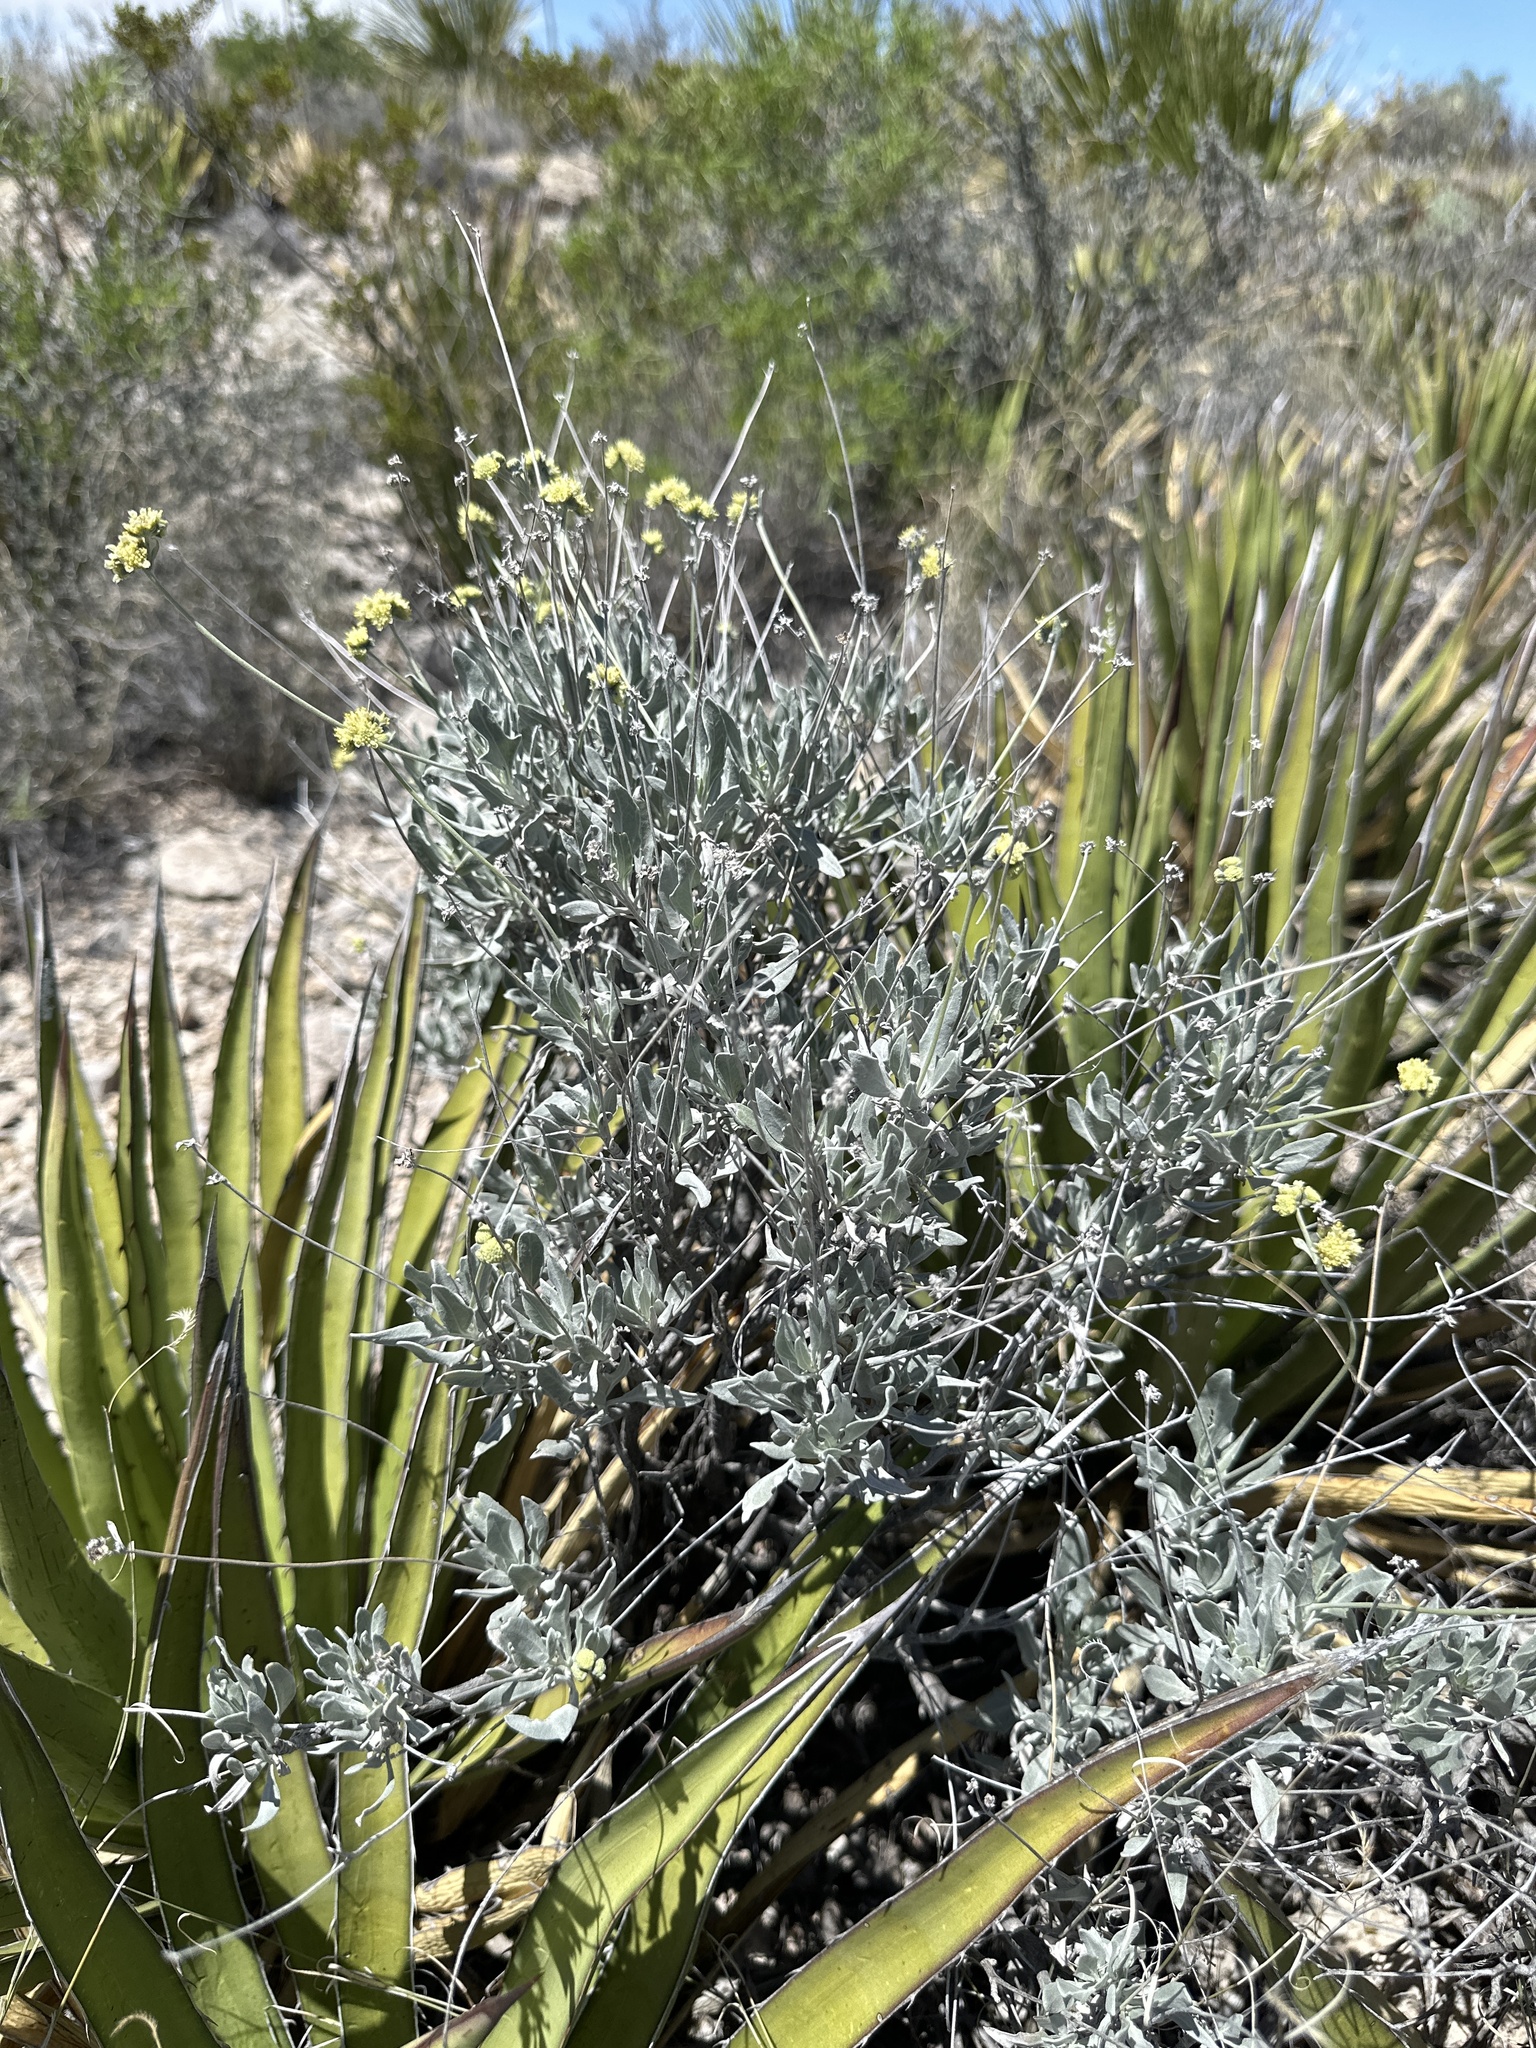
[0,776,417,1316]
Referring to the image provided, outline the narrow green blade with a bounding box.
[260,832,321,1220]
[0,1662,217,2048]
[719,1665,1332,2048]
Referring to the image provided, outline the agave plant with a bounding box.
[1031,0,1315,182]
[1395,302,1536,535]
[3,414,1536,2048]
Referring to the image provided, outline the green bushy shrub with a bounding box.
[535,0,1019,571]
[0,50,336,817]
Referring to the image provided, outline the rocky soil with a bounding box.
[0,778,417,1314]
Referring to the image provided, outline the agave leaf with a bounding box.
[116,981,182,1457]
[41,1034,164,1620]
[209,1326,340,2041]
[337,1757,416,2048]
[715,1673,1032,1945]
[1212,1859,1425,2047]
[718,1664,1333,2048]
[656,1500,884,1761]
[0,1660,220,2048]
[261,831,321,1221]
[258,1101,334,1355]
[346,905,423,1515]
[205,908,288,1576]
[141,1334,289,2048]
[283,1030,363,1633]
[400,1985,536,2048]
[486,1637,862,2048]
[148,901,206,1360]
[557,1508,998,2048]
[562,1632,863,2048]
[0,1344,131,1695]
[206,905,267,1298]
[370,994,531,1551]
[345,900,428,1507]
[0,1265,78,1537]
[0,1649,141,1839]
[67,1036,129,1317]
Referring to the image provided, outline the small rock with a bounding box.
[158,830,265,903]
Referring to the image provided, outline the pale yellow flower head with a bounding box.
[645,476,717,519]
[1396,1057,1437,1096]
[332,707,393,767]
[898,525,924,551]
[353,588,410,632]
[646,475,694,513]
[540,472,592,515]
[1313,1222,1362,1271]
[589,662,627,698]
[458,502,494,536]
[726,488,761,522]
[1272,1180,1321,1218]
[604,439,646,474]
[640,527,665,554]
[989,831,1029,871]
[918,542,947,581]
[471,450,505,480]
[1213,856,1245,885]
[105,506,167,581]
[343,623,371,658]
[472,1223,511,1266]
[448,583,481,610]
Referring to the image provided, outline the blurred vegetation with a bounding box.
[4,0,1536,819]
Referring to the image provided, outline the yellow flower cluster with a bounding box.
[604,439,646,474]
[988,831,1029,871]
[1314,1221,1362,1271]
[471,450,505,480]
[1272,1180,1322,1218]
[1397,1057,1437,1096]
[332,707,394,767]
[540,472,592,515]
[517,575,554,624]
[447,583,481,610]
[105,506,166,582]
[1214,855,1245,884]
[726,488,762,522]
[472,1223,511,1266]
[646,476,716,519]
[898,524,924,551]
[354,588,410,632]
[589,662,626,693]
[343,624,371,658]
[918,542,947,581]
[458,502,495,537]
[640,527,665,554]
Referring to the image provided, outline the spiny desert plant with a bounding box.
[1393,301,1536,533]
[1031,0,1317,182]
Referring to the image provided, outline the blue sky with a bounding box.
[9,0,1536,117]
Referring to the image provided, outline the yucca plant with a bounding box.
[5,415,1536,2048]
[1031,0,1316,182]
[1394,302,1536,534]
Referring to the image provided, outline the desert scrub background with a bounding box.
[6,0,1536,825]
